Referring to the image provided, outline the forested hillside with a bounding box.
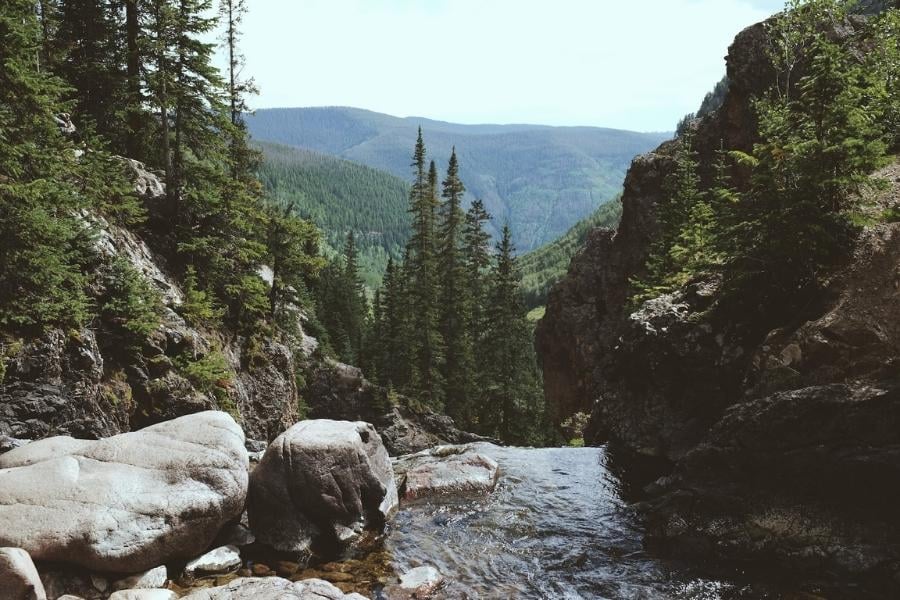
[256,142,410,288]
[519,197,622,309]
[247,107,669,253]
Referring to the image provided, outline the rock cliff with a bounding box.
[536,7,900,593]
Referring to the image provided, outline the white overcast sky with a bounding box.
[228,0,786,132]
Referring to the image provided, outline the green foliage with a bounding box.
[631,135,719,303]
[519,198,622,309]
[716,0,894,319]
[0,0,93,333]
[176,348,235,414]
[257,142,411,289]
[180,266,224,327]
[99,257,163,345]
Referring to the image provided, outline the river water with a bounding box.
[380,444,774,600]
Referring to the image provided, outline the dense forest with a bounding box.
[256,142,411,288]
[0,0,324,342]
[0,0,547,445]
[310,135,548,444]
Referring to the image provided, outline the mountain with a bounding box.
[519,197,622,310]
[256,142,410,288]
[246,107,670,254]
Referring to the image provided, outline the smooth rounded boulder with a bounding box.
[0,411,248,573]
[248,419,398,552]
[181,577,368,599]
[0,547,46,600]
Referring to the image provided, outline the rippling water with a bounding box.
[382,444,770,600]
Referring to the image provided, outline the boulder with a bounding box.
[108,591,177,600]
[183,545,242,578]
[180,577,368,600]
[384,565,445,599]
[394,445,500,499]
[0,411,248,573]
[112,566,167,591]
[0,547,46,600]
[248,419,398,552]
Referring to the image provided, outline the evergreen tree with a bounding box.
[0,0,92,331]
[53,0,126,147]
[218,0,259,179]
[718,0,892,322]
[437,148,471,421]
[481,226,544,443]
[461,199,493,425]
[264,202,324,327]
[404,130,443,408]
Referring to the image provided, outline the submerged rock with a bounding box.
[180,577,368,599]
[248,419,398,553]
[0,547,46,600]
[394,444,500,499]
[384,565,445,599]
[0,411,248,573]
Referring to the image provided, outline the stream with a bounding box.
[378,444,780,599]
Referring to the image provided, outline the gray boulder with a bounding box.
[248,419,398,552]
[0,411,248,573]
[0,547,46,600]
[183,545,242,578]
[181,577,368,600]
[108,591,176,600]
[394,444,500,500]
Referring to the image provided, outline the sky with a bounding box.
[228,0,787,132]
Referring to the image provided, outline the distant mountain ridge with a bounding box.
[247,107,670,253]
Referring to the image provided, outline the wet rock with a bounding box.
[248,420,398,552]
[385,565,445,599]
[180,577,368,599]
[184,545,242,578]
[112,566,168,591]
[394,444,500,499]
[0,411,248,573]
[0,547,46,600]
[107,591,177,600]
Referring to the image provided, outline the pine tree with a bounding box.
[437,148,471,421]
[719,0,892,322]
[0,0,92,331]
[264,202,323,327]
[53,0,126,147]
[461,199,493,426]
[481,225,544,443]
[218,0,259,179]
[404,130,443,408]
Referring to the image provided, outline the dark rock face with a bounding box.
[536,8,900,591]
[303,359,491,456]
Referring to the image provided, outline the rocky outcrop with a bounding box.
[180,577,368,600]
[393,444,500,500]
[536,6,900,592]
[0,548,47,600]
[0,411,248,573]
[248,419,398,553]
[303,360,492,455]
